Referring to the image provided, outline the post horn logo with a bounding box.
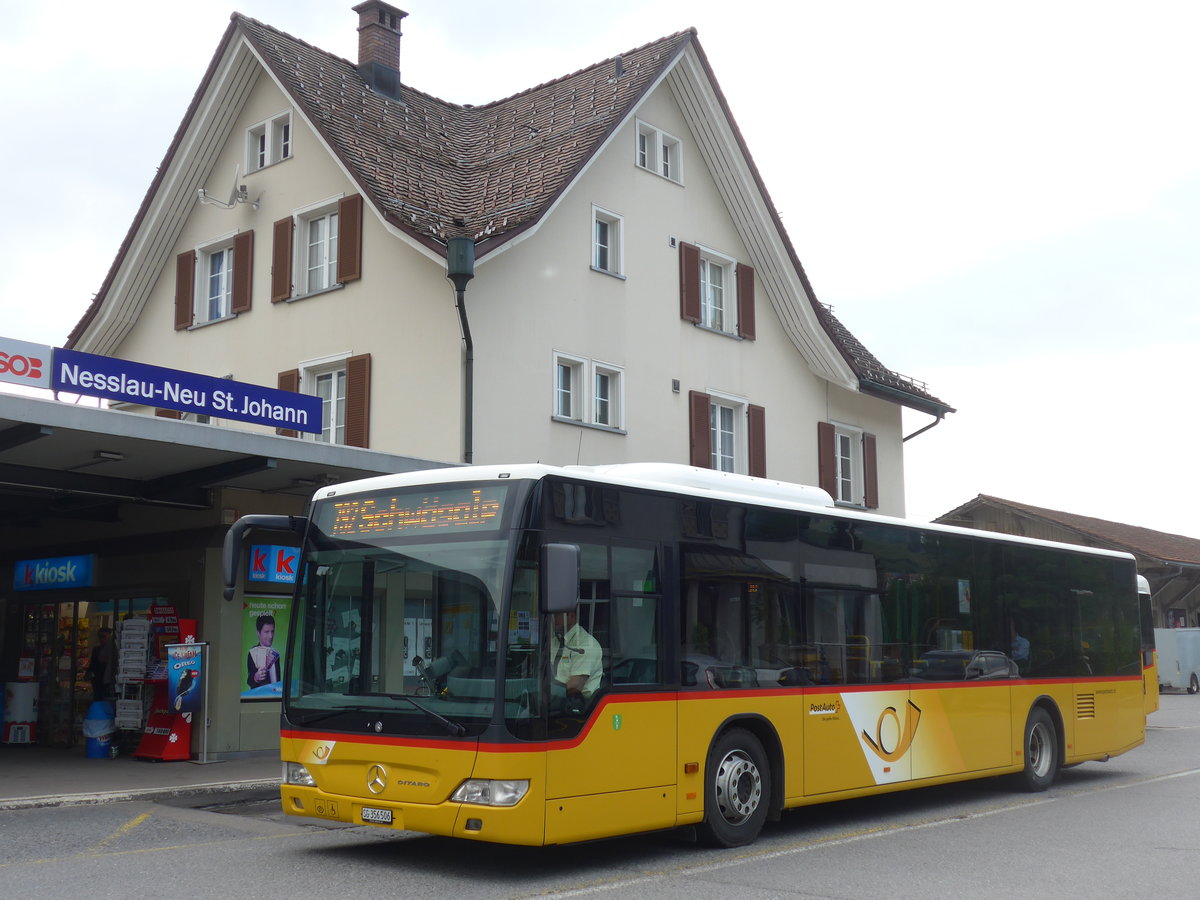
[861,700,922,762]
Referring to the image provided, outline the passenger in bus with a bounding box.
[551,607,603,715]
[1010,617,1030,671]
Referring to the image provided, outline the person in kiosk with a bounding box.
[89,627,116,701]
[550,606,603,715]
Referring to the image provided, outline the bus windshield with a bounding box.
[285,483,515,736]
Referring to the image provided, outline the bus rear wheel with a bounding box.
[1189,674,1199,694]
[1017,707,1060,792]
[698,728,770,848]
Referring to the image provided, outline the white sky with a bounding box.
[2,1,1198,535]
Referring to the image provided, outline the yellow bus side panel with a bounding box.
[1144,656,1160,715]
[1068,680,1146,761]
[909,685,1011,778]
[545,696,677,800]
[544,786,678,845]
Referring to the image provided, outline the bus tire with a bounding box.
[698,728,770,848]
[1017,707,1059,792]
[1189,674,1199,694]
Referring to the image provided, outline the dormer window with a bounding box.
[247,111,292,172]
[635,119,682,184]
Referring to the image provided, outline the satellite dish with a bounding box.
[198,164,248,209]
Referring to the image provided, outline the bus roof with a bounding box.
[313,462,1136,563]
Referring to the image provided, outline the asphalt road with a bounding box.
[2,693,1197,899]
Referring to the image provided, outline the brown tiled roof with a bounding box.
[813,303,953,415]
[238,15,691,251]
[67,13,952,416]
[938,495,1200,565]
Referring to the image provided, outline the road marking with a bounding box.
[85,811,152,855]
[513,769,1200,899]
[0,830,306,870]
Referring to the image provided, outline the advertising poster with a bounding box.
[166,643,205,714]
[242,595,291,701]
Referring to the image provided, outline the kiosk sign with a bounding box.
[14,554,95,591]
[52,348,321,433]
[249,544,299,584]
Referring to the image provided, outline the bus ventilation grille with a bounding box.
[1075,694,1096,719]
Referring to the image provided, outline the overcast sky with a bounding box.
[2,1,1197,536]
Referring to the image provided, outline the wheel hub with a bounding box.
[713,749,762,824]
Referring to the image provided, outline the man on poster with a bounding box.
[246,614,281,689]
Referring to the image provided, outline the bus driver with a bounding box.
[551,607,603,715]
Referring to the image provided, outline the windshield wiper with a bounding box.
[351,692,467,737]
[292,705,376,728]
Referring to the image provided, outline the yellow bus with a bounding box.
[1138,576,1159,715]
[223,463,1147,847]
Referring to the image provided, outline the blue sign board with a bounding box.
[52,348,322,434]
[14,554,96,591]
[248,544,299,584]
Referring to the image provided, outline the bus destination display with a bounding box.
[325,486,507,538]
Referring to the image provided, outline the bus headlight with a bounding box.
[285,762,316,786]
[450,779,529,807]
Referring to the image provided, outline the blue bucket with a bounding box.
[84,701,115,759]
[85,734,111,759]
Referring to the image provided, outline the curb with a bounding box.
[0,779,280,812]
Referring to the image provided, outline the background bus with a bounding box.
[1140,576,1160,713]
[223,463,1147,847]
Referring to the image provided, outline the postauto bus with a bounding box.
[222,463,1147,847]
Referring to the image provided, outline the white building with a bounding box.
[68,2,951,516]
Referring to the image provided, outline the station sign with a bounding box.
[0,336,52,390]
[51,348,322,433]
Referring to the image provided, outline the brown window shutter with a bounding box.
[688,390,711,468]
[863,432,879,509]
[737,263,756,340]
[174,250,196,330]
[679,242,701,323]
[276,369,299,437]
[748,404,766,478]
[271,216,293,302]
[155,408,183,419]
[337,194,364,284]
[231,230,253,314]
[817,421,836,499]
[345,353,371,447]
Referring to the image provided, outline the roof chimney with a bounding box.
[353,1,408,100]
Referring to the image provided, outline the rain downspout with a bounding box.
[903,415,944,442]
[447,237,475,464]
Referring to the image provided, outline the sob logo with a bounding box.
[0,351,43,380]
[861,699,923,763]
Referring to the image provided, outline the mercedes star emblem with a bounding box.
[366,764,387,795]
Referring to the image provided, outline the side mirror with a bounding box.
[541,543,580,613]
[222,514,308,601]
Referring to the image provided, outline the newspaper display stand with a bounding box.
[115,618,150,731]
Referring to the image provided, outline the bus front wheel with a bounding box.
[1017,707,1060,792]
[698,728,770,847]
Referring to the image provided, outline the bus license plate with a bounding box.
[361,807,393,825]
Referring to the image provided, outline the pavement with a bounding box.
[0,742,281,811]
